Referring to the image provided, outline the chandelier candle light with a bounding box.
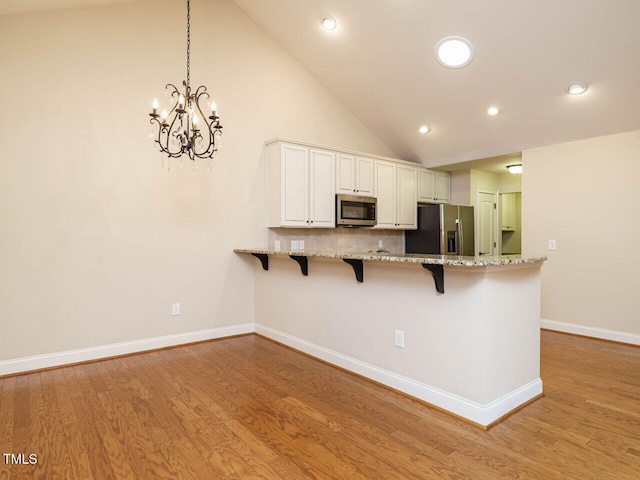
[149,0,222,164]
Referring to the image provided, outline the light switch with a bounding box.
[549,240,557,251]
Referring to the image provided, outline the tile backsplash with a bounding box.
[268,228,404,253]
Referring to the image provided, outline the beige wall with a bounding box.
[0,0,393,362]
[498,172,522,193]
[523,130,640,337]
[449,170,471,205]
[470,169,500,197]
[451,169,522,206]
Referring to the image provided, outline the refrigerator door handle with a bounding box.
[457,219,464,256]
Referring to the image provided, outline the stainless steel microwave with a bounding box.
[336,194,377,227]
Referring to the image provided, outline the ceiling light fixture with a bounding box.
[487,106,500,116]
[435,36,474,68]
[419,125,431,134]
[149,0,222,166]
[322,16,337,30]
[567,81,588,95]
[507,164,523,174]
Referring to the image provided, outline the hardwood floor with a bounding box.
[1,330,639,479]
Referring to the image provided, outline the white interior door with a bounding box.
[477,190,497,256]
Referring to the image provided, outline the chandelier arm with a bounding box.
[192,88,211,156]
[194,85,208,97]
[149,117,167,154]
[165,112,186,157]
[161,84,181,123]
[203,119,216,156]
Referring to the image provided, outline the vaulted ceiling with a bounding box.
[232,0,640,167]
[4,0,640,168]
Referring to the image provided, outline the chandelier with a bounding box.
[149,0,222,163]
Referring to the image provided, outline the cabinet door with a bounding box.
[281,144,309,227]
[374,161,397,228]
[355,157,374,195]
[417,169,435,202]
[336,153,356,194]
[434,172,450,203]
[501,193,516,231]
[309,149,335,227]
[397,165,417,229]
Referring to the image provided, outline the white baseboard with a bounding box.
[541,319,640,346]
[0,323,254,377]
[255,324,542,427]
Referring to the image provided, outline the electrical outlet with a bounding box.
[394,330,405,348]
[274,239,281,252]
[172,303,181,316]
[299,240,305,251]
[549,240,557,251]
[379,239,384,248]
[291,240,299,252]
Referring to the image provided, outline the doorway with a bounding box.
[476,190,498,256]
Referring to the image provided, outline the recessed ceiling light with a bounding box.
[487,106,500,116]
[567,81,588,95]
[321,16,337,31]
[507,164,523,174]
[435,36,474,68]
[419,125,430,134]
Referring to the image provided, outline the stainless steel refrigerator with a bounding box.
[405,203,475,256]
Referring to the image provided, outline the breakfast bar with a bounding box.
[235,248,546,293]
[236,249,547,427]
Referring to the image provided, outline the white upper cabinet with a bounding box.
[435,172,451,203]
[374,161,417,230]
[417,169,435,202]
[374,161,396,228]
[308,149,336,227]
[397,165,418,228]
[267,138,423,230]
[268,141,335,228]
[336,154,374,195]
[501,193,517,231]
[417,168,450,203]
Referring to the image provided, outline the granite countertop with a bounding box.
[234,249,547,267]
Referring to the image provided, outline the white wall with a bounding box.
[254,257,543,426]
[0,0,393,363]
[523,130,640,340]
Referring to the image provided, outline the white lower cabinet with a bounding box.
[374,161,417,229]
[268,141,335,228]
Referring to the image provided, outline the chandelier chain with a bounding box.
[186,0,191,88]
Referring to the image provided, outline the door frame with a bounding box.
[475,189,499,256]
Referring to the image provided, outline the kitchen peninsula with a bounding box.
[236,248,546,427]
